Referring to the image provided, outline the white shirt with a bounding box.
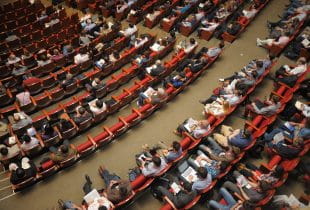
[242,9,257,19]
[274,36,289,46]
[74,53,89,65]
[184,42,198,54]
[150,42,164,52]
[123,25,137,37]
[89,99,107,115]
[21,137,39,150]
[287,64,307,75]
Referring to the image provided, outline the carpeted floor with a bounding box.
[0,0,305,209]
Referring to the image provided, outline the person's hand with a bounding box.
[188,175,193,182]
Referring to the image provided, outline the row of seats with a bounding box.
[144,0,182,29]
[0,34,159,163]
[163,67,309,209]
[6,40,194,192]
[126,57,274,209]
[221,0,271,42]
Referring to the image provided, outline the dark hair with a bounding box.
[16,168,25,178]
[152,156,161,167]
[172,141,181,151]
[44,123,54,135]
[119,186,128,196]
[260,180,272,191]
[98,206,107,210]
[220,161,229,171]
[273,165,284,178]
[197,167,208,179]
[78,107,86,115]
[183,182,192,192]
[129,23,134,28]
[242,130,252,138]
[95,100,103,108]
[149,148,158,156]
[256,61,263,68]
[189,38,196,44]
[60,145,69,153]
[0,147,8,156]
[169,31,176,38]
[22,135,31,143]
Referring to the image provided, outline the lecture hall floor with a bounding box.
[0,0,306,209]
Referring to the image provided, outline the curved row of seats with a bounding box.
[221,0,271,42]
[261,14,308,57]
[0,34,154,118]
[160,0,204,33]
[6,42,197,192]
[158,67,309,210]
[0,35,167,163]
[127,57,275,209]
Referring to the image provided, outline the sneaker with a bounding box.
[85,174,92,185]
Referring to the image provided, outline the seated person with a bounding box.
[244,95,281,117]
[257,31,290,47]
[204,41,225,57]
[10,158,37,185]
[199,17,219,32]
[156,175,197,209]
[0,141,21,163]
[145,60,166,76]
[140,156,167,177]
[95,57,109,69]
[177,38,198,54]
[199,136,240,162]
[41,122,58,141]
[137,87,167,106]
[60,73,77,90]
[242,6,258,19]
[275,57,307,78]
[150,40,165,52]
[74,51,90,65]
[16,88,31,106]
[20,134,40,151]
[97,165,133,203]
[188,151,225,179]
[203,98,230,117]
[50,49,64,62]
[49,139,77,163]
[134,54,150,67]
[209,187,246,209]
[236,162,284,187]
[58,118,74,132]
[81,18,96,32]
[9,112,32,132]
[108,51,120,63]
[73,107,93,125]
[225,21,242,36]
[62,44,74,56]
[37,54,52,67]
[173,2,191,14]
[165,72,187,88]
[79,30,94,46]
[145,8,162,21]
[175,118,210,139]
[86,78,106,91]
[222,171,266,203]
[155,141,183,163]
[89,99,107,115]
[120,23,138,37]
[12,63,28,76]
[213,125,253,149]
[185,166,212,192]
[6,53,21,66]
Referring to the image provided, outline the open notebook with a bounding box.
[83,189,101,204]
[181,166,198,183]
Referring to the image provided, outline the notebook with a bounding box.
[83,189,101,204]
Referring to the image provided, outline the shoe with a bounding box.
[85,174,92,185]
[199,100,206,105]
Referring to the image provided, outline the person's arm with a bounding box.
[237,184,250,200]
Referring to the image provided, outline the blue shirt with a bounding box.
[229,132,252,148]
[165,148,182,162]
[192,173,212,192]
